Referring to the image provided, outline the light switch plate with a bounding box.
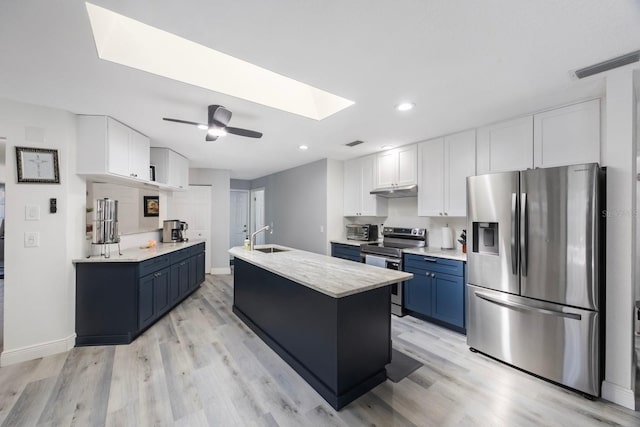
[24,231,40,247]
[25,205,40,221]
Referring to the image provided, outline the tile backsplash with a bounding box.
[343,197,467,249]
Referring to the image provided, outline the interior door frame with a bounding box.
[250,187,265,245]
[230,189,250,254]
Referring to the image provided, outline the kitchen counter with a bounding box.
[231,243,407,410]
[73,239,205,263]
[229,245,412,298]
[402,246,467,262]
[329,239,377,247]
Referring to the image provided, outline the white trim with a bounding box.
[211,267,231,275]
[0,333,76,367]
[601,380,636,410]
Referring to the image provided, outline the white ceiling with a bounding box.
[1,0,639,179]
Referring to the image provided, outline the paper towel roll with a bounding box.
[441,227,454,249]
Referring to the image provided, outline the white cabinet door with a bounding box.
[375,150,397,188]
[397,144,417,186]
[107,118,130,177]
[170,151,189,189]
[129,130,150,180]
[477,116,533,174]
[533,99,600,167]
[444,130,476,217]
[361,155,385,216]
[343,158,361,216]
[417,138,444,216]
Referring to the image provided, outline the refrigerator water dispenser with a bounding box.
[473,222,499,255]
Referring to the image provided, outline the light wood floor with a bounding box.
[0,274,638,427]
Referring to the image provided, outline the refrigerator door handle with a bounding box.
[511,193,518,275]
[474,291,582,321]
[520,192,528,277]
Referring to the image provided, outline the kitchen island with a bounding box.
[229,245,413,410]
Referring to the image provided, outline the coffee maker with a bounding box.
[162,220,188,243]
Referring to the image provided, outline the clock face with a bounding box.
[22,152,55,179]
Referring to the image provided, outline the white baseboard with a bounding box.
[0,333,76,367]
[211,267,231,275]
[601,380,636,410]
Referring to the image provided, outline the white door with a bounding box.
[343,158,361,216]
[106,118,130,177]
[396,144,417,186]
[375,150,397,188]
[128,130,150,180]
[476,116,533,174]
[251,188,266,245]
[417,138,444,217]
[445,130,476,217]
[168,185,212,274]
[230,190,249,252]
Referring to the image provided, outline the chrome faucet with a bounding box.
[250,225,271,251]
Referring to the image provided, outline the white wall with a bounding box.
[601,68,637,409]
[0,141,5,182]
[188,168,230,274]
[0,99,85,366]
[326,159,344,253]
[343,197,467,250]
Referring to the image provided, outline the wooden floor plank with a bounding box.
[0,273,636,427]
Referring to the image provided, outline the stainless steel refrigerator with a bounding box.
[466,163,604,397]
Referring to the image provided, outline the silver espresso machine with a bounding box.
[162,220,188,243]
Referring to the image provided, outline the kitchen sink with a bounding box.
[254,247,289,254]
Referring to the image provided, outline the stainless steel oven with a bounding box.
[361,227,427,317]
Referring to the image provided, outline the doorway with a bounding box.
[250,188,265,245]
[168,185,212,274]
[230,190,249,259]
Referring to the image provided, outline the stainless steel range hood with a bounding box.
[370,184,418,198]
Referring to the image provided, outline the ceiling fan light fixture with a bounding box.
[298,145,309,150]
[208,127,227,137]
[197,124,208,130]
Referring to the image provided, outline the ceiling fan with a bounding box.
[163,105,263,142]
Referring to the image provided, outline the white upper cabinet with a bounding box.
[476,116,533,174]
[444,130,476,216]
[533,99,600,167]
[417,138,444,217]
[77,115,151,182]
[344,155,388,217]
[150,147,190,190]
[375,144,417,188]
[418,130,476,217]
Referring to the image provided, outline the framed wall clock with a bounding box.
[16,146,60,184]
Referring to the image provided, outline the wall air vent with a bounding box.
[574,50,640,79]
[345,140,364,147]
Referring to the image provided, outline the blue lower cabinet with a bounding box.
[404,273,432,316]
[403,254,466,333]
[331,243,361,262]
[431,273,464,328]
[138,274,155,330]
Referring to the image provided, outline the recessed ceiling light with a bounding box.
[298,145,309,150]
[396,102,415,112]
[197,124,208,130]
[208,127,227,137]
[85,3,354,120]
[381,145,394,150]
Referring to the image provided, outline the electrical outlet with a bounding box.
[24,231,40,248]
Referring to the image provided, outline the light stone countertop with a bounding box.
[229,245,413,298]
[73,239,205,263]
[329,239,378,247]
[402,246,467,262]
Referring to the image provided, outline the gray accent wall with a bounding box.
[251,159,328,254]
[231,179,251,190]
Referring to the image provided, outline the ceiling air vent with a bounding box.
[345,140,364,147]
[574,50,640,79]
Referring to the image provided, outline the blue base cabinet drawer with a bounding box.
[403,254,466,333]
[331,243,361,262]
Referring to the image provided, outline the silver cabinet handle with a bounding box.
[444,212,448,216]
[423,257,438,262]
[439,212,443,216]
[431,273,436,278]
[474,291,581,320]
[520,193,528,277]
[511,193,518,275]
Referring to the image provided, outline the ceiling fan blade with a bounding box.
[225,127,263,138]
[205,133,218,142]
[163,118,207,127]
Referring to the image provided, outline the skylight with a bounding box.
[85,3,355,120]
